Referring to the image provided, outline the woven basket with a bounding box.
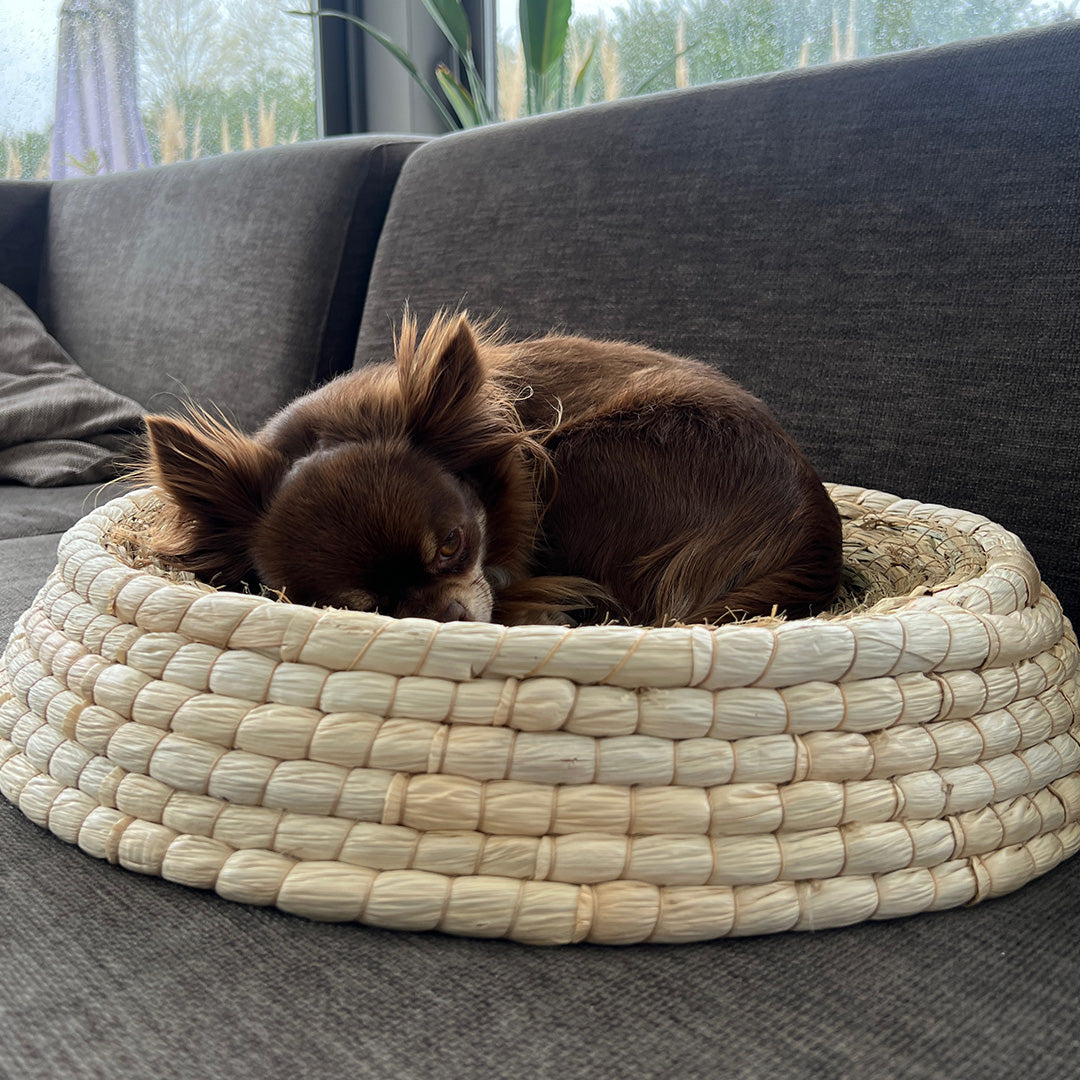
[1,485,1077,945]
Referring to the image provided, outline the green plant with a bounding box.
[64,148,105,176]
[518,0,573,113]
[293,0,594,129]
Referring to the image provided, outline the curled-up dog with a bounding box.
[140,314,843,625]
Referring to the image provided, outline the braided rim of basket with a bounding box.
[1,484,1077,945]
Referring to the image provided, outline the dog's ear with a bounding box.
[142,411,287,582]
[397,313,486,443]
[395,314,536,570]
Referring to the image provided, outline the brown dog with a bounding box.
[140,314,842,625]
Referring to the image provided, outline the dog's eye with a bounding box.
[437,528,463,562]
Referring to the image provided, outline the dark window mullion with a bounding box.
[315,0,367,136]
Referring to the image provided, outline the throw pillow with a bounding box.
[0,284,144,486]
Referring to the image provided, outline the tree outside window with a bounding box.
[0,0,1074,178]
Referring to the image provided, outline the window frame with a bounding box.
[315,0,493,137]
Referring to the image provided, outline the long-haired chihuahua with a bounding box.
[139,314,842,625]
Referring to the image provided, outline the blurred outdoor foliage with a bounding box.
[2,0,1074,177]
[498,0,1074,117]
[3,0,316,178]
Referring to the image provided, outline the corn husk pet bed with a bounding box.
[1,484,1077,945]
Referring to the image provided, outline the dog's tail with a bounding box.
[628,505,843,626]
[492,575,620,626]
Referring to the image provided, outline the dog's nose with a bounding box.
[440,600,468,622]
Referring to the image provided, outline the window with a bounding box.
[0,0,316,180]
[2,0,1073,172]
[494,0,1075,121]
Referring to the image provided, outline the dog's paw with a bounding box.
[525,610,578,627]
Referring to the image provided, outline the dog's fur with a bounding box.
[140,314,843,625]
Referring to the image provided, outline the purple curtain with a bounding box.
[50,0,153,178]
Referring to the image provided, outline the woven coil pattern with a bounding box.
[1,485,1077,945]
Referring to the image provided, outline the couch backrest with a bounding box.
[0,181,50,311]
[33,135,422,429]
[356,23,1080,618]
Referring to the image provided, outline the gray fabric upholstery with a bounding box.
[0,533,63,640]
[0,180,50,310]
[0,285,143,485]
[0,788,1077,1080]
[0,482,129,540]
[2,28,1080,1080]
[358,23,1080,620]
[41,136,422,430]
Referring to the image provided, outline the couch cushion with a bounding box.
[40,136,422,430]
[0,482,128,542]
[0,285,143,486]
[0,786,1077,1079]
[357,24,1080,620]
[0,533,65,641]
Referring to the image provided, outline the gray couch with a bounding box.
[2,22,1078,1079]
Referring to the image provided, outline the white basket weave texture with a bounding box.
[1,485,1076,944]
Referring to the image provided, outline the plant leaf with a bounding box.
[463,62,495,124]
[419,0,472,58]
[519,0,573,79]
[435,64,483,128]
[289,8,459,130]
[572,38,597,108]
[411,1,495,124]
